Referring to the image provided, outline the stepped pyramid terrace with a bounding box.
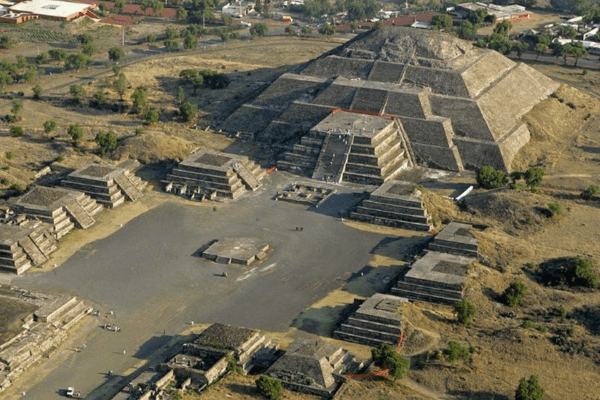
[0,220,58,275]
[165,150,265,201]
[222,26,559,172]
[429,221,479,258]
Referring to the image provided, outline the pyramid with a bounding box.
[221,27,559,172]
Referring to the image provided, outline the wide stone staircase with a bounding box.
[113,172,145,202]
[233,162,262,191]
[277,131,326,177]
[62,176,126,208]
[65,193,102,230]
[391,279,463,305]
[311,133,353,183]
[0,221,58,274]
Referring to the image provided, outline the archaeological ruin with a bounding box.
[222,26,559,173]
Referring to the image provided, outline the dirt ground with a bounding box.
[0,297,38,345]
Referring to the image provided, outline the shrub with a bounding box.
[442,341,470,366]
[556,306,567,318]
[33,84,43,100]
[453,300,477,326]
[371,342,411,380]
[5,152,14,160]
[10,183,25,192]
[566,257,599,288]
[502,280,527,307]
[135,128,143,135]
[0,178,9,185]
[94,91,107,107]
[255,375,282,400]
[581,184,599,200]
[145,109,160,124]
[132,87,148,114]
[11,126,23,137]
[476,165,505,188]
[95,131,118,155]
[547,202,562,216]
[515,374,544,400]
[180,101,198,123]
[521,320,547,332]
[55,155,64,163]
[68,123,84,144]
[43,120,57,135]
[524,167,544,192]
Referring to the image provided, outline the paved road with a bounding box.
[10,171,399,399]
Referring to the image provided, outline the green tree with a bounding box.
[432,14,453,30]
[581,184,599,200]
[11,98,23,116]
[79,33,94,45]
[36,52,48,64]
[569,41,588,67]
[164,39,179,52]
[115,73,127,100]
[132,87,148,114]
[371,342,411,380]
[515,375,544,400]
[108,47,126,63]
[81,43,98,56]
[177,86,186,104]
[23,67,36,83]
[301,26,313,34]
[151,0,164,16]
[476,165,505,188]
[524,167,544,192]
[95,131,118,155]
[0,71,13,93]
[32,84,43,100]
[250,23,269,37]
[454,300,477,326]
[534,42,548,59]
[222,14,233,26]
[255,375,283,400]
[94,91,107,106]
[10,126,24,137]
[547,202,562,216]
[70,84,87,104]
[502,280,527,307]
[43,120,57,135]
[66,53,91,70]
[512,41,527,59]
[113,0,125,12]
[48,49,68,62]
[180,101,198,122]
[145,109,160,124]
[442,341,471,366]
[319,23,336,35]
[165,27,178,39]
[493,20,512,37]
[68,123,84,144]
[176,6,188,20]
[285,26,296,35]
[566,257,599,288]
[556,25,577,39]
[0,33,13,49]
[456,21,478,39]
[466,8,487,24]
[183,34,198,50]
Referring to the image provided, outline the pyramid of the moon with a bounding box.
[221,26,558,173]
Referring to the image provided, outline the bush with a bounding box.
[43,120,57,135]
[5,152,14,160]
[476,165,505,188]
[581,184,599,200]
[180,101,198,123]
[135,128,143,135]
[453,300,477,326]
[11,126,24,137]
[566,257,599,288]
[255,375,282,400]
[524,167,544,192]
[33,84,43,99]
[95,131,118,155]
[145,109,160,124]
[68,123,84,144]
[547,202,562,216]
[556,306,567,318]
[515,374,544,400]
[442,341,470,366]
[10,183,25,193]
[371,342,411,380]
[55,155,64,163]
[501,280,527,307]
[521,320,547,332]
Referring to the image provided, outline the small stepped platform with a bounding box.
[430,222,478,258]
[165,150,264,201]
[391,251,472,306]
[351,180,432,232]
[334,293,406,347]
[62,163,145,208]
[0,221,57,274]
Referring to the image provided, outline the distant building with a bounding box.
[222,1,253,17]
[9,0,98,21]
[555,38,600,55]
[456,2,532,22]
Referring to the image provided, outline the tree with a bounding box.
[515,375,544,400]
[94,91,107,107]
[180,101,198,122]
[108,47,125,63]
[553,43,568,65]
[151,0,164,16]
[301,26,313,35]
[33,84,43,100]
[432,14,453,30]
[68,123,84,144]
[569,41,588,67]
[0,33,13,49]
[79,33,94,45]
[502,280,527,307]
[132,87,148,114]
[70,84,87,104]
[95,131,118,155]
[250,23,269,37]
[442,341,471,366]
[177,86,186,104]
[581,184,599,200]
[43,120,57,135]
[113,0,125,12]
[524,167,544,192]
[36,52,48,64]
[176,6,188,20]
[198,69,230,89]
[81,43,98,56]
[165,27,178,39]
[547,202,562,216]
[556,25,577,39]
[371,342,411,380]
[115,73,127,100]
[66,53,91,70]
[48,49,68,62]
[164,39,179,52]
[11,98,23,116]
[16,56,28,69]
[534,42,548,59]
[10,126,24,137]
[145,109,160,124]
[454,300,477,326]
[319,23,336,35]
[0,71,13,93]
[493,20,512,37]
[23,67,36,83]
[222,14,233,26]
[456,21,478,39]
[566,257,599,288]
[255,375,283,400]
[466,8,487,24]
[476,166,505,188]
[512,41,527,58]
[183,34,198,50]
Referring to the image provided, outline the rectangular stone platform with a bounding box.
[0,221,57,274]
[276,183,336,206]
[429,222,478,258]
[201,237,270,266]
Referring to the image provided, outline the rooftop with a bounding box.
[11,186,79,210]
[10,0,92,17]
[68,163,125,182]
[406,251,472,287]
[312,111,394,138]
[194,323,257,350]
[180,150,248,172]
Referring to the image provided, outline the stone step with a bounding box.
[56,301,90,330]
[390,287,459,306]
[395,280,463,300]
[432,238,478,252]
[429,242,478,258]
[381,157,409,180]
[346,316,402,334]
[343,171,385,186]
[292,144,322,156]
[354,206,430,224]
[338,323,401,343]
[333,330,395,347]
[79,197,103,216]
[360,200,427,216]
[276,161,313,177]
[18,236,47,266]
[312,133,353,183]
[62,179,120,195]
[350,212,432,232]
[369,195,423,209]
[283,152,317,165]
[166,173,244,193]
[233,162,261,191]
[65,202,95,229]
[347,143,403,166]
[113,175,143,202]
